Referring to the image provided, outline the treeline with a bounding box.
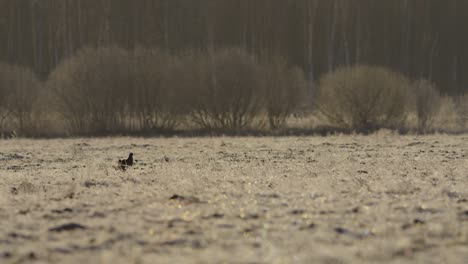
[2,47,468,137]
[1,0,468,95]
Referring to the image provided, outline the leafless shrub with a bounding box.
[0,63,41,135]
[162,54,203,125]
[317,65,410,132]
[0,64,12,131]
[48,47,132,134]
[411,79,441,132]
[49,47,184,134]
[188,48,264,130]
[261,57,307,129]
[129,47,181,131]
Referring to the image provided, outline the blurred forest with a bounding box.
[1,0,468,136]
[1,0,467,94]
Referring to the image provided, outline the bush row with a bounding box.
[47,47,306,134]
[0,47,467,136]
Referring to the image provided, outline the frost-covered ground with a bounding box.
[1,134,468,263]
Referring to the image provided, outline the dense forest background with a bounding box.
[1,0,467,95]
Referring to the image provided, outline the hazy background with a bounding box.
[1,0,468,136]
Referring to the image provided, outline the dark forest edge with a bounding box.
[1,46,468,138]
[1,0,467,95]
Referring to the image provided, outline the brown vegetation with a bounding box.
[0,48,466,137]
[44,47,309,135]
[411,80,441,132]
[48,47,182,134]
[188,48,264,130]
[317,66,410,132]
[262,57,307,129]
[0,63,41,135]
[49,47,132,134]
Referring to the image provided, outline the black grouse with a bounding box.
[118,153,134,170]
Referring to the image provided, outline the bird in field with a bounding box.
[118,153,134,170]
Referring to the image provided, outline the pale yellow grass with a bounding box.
[1,135,468,264]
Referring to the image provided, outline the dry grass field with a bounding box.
[1,134,468,264]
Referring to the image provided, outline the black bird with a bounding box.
[118,153,134,170]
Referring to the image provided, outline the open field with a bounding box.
[1,134,468,263]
